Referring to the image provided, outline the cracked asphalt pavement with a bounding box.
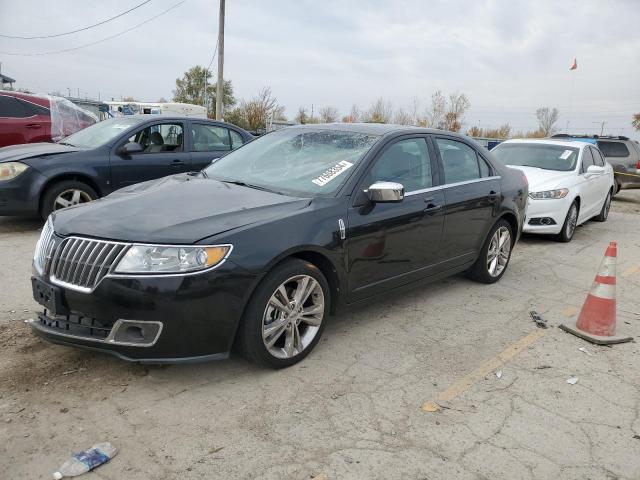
[1,190,639,479]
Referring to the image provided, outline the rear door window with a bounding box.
[597,141,630,158]
[0,95,31,118]
[436,138,482,184]
[191,124,231,152]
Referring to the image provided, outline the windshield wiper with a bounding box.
[221,180,283,194]
[57,141,76,147]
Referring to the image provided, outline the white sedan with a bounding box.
[492,139,614,242]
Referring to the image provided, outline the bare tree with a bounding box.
[426,90,446,128]
[319,106,339,123]
[224,87,284,131]
[365,97,393,123]
[295,107,309,124]
[393,108,413,125]
[536,107,560,136]
[443,92,471,132]
[342,104,361,123]
[632,113,640,132]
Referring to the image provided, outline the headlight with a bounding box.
[114,244,231,274]
[0,162,29,181]
[529,188,569,200]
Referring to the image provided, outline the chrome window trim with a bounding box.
[404,176,501,197]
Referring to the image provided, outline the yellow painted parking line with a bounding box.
[421,329,547,412]
[615,171,640,178]
[562,305,580,317]
[622,265,640,278]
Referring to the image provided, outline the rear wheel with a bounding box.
[41,180,97,219]
[467,219,513,284]
[554,201,578,242]
[594,191,612,222]
[236,259,329,368]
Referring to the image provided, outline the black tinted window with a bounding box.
[436,138,481,183]
[0,95,30,118]
[581,147,595,172]
[366,138,432,192]
[591,148,605,166]
[597,141,630,158]
[19,99,49,116]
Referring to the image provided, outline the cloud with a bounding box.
[2,0,639,137]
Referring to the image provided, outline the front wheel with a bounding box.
[236,259,330,368]
[40,180,98,219]
[554,201,579,242]
[466,219,513,284]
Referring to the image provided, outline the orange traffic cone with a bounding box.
[560,242,632,345]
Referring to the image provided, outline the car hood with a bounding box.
[0,142,81,163]
[52,174,312,243]
[506,165,575,191]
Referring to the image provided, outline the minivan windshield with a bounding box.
[59,117,141,148]
[492,143,579,171]
[203,128,379,196]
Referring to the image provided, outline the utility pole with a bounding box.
[592,121,606,136]
[215,0,225,120]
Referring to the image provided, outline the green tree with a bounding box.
[172,65,235,117]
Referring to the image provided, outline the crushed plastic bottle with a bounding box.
[53,442,117,479]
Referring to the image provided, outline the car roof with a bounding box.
[500,138,589,149]
[286,122,469,138]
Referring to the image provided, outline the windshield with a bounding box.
[492,143,579,171]
[203,128,379,196]
[60,117,141,148]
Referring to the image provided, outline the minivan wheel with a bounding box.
[554,201,579,243]
[41,180,98,219]
[237,259,329,368]
[594,191,612,222]
[466,219,512,284]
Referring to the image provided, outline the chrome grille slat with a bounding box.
[34,219,54,273]
[47,236,128,292]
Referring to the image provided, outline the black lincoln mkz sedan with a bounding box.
[29,124,527,368]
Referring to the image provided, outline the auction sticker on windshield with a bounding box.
[312,160,354,186]
[559,150,573,160]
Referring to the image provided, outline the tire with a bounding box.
[554,201,579,243]
[40,180,98,219]
[466,219,513,284]
[594,190,612,222]
[236,258,330,368]
[613,179,621,195]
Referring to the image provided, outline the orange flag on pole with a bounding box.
[570,58,578,70]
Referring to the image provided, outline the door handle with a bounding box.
[170,159,186,167]
[488,190,499,200]
[423,202,442,213]
[26,123,41,129]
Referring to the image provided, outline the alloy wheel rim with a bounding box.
[262,274,324,359]
[566,205,578,237]
[54,189,92,210]
[487,226,511,277]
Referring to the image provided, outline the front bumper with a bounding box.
[29,261,259,362]
[523,196,571,234]
[0,167,47,215]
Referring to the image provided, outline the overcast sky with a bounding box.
[1,0,639,139]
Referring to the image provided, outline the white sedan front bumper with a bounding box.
[523,196,573,234]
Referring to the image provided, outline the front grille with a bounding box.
[34,219,55,273]
[49,237,127,291]
[38,312,116,339]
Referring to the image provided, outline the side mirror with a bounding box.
[119,142,144,155]
[586,165,605,176]
[366,181,404,203]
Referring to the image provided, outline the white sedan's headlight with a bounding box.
[529,188,569,200]
[114,245,231,274]
[0,162,29,181]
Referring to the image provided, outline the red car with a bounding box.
[0,91,96,148]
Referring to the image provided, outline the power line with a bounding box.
[206,38,219,72]
[0,1,185,56]
[0,0,153,39]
